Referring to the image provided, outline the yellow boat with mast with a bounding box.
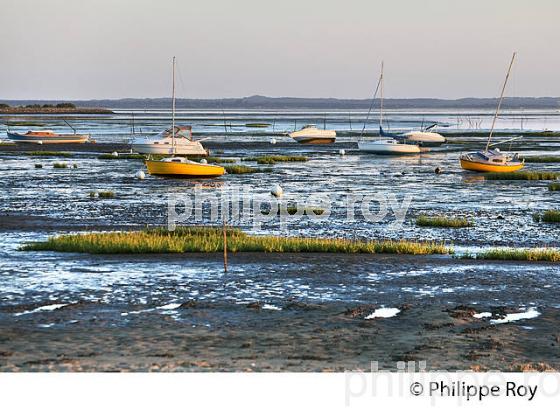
[145,57,225,178]
[459,52,525,173]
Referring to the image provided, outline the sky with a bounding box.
[0,0,558,100]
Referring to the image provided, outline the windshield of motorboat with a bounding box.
[302,124,316,129]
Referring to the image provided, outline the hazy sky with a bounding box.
[1,0,558,100]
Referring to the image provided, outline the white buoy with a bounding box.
[112,151,119,157]
[271,184,283,198]
[339,149,346,156]
[270,138,277,145]
[200,158,208,164]
[135,170,145,180]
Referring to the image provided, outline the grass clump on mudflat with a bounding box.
[484,171,558,181]
[53,162,68,169]
[522,156,560,163]
[204,157,236,164]
[243,155,308,165]
[20,226,451,255]
[224,165,272,174]
[416,215,473,228]
[90,190,115,199]
[548,183,560,191]
[472,248,560,262]
[98,153,145,160]
[533,210,560,223]
[245,123,270,128]
[26,151,73,157]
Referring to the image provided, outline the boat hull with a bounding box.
[289,128,336,144]
[460,158,525,172]
[132,142,207,156]
[7,131,90,144]
[358,141,421,155]
[145,160,225,177]
[401,131,446,147]
[292,136,336,144]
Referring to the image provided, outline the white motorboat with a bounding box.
[131,126,207,156]
[358,62,421,155]
[401,125,446,147]
[289,124,336,144]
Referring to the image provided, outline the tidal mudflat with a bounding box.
[1,110,559,371]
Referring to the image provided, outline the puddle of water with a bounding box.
[490,307,541,324]
[365,307,400,319]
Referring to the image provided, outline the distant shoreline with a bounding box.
[0,107,113,115]
[2,96,560,110]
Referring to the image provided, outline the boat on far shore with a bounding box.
[6,130,90,144]
[289,124,336,144]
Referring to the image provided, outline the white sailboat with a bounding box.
[358,63,420,155]
[131,60,208,156]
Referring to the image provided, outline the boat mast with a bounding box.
[485,52,516,152]
[359,62,383,139]
[379,61,384,129]
[172,56,176,154]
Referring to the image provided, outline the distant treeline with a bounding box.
[2,95,560,110]
[0,102,76,109]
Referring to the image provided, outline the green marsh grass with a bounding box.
[548,183,560,191]
[416,215,473,228]
[8,121,45,127]
[21,226,451,255]
[98,191,116,199]
[98,153,145,160]
[472,248,560,262]
[245,123,270,128]
[522,156,560,163]
[53,162,68,169]
[224,165,272,174]
[243,155,308,165]
[484,171,558,181]
[533,210,560,223]
[204,157,236,164]
[26,151,73,157]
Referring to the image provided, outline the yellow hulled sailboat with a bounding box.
[459,52,524,173]
[146,157,225,177]
[145,57,225,178]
